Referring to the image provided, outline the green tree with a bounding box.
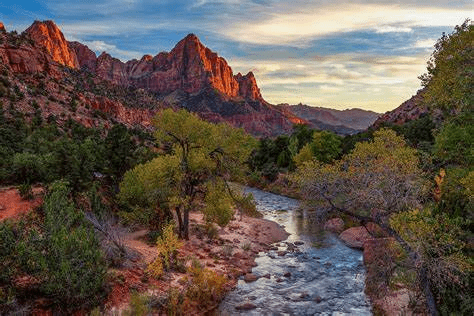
[293,130,342,166]
[37,181,107,309]
[120,109,256,239]
[293,129,444,314]
[433,111,474,167]
[419,19,473,114]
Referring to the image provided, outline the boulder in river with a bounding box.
[244,273,259,283]
[339,226,372,249]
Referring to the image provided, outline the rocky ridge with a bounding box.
[1,20,379,136]
[284,103,380,135]
[371,88,428,129]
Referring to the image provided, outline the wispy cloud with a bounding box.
[1,0,471,112]
[218,4,471,46]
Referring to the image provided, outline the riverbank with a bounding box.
[105,211,289,314]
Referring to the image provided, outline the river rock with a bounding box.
[235,302,257,310]
[283,271,291,277]
[339,226,372,249]
[244,273,259,283]
[324,218,345,233]
[294,240,304,245]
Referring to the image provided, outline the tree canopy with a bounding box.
[119,109,256,239]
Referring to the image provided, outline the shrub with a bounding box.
[185,260,227,308]
[39,181,107,309]
[148,223,183,278]
[18,183,33,200]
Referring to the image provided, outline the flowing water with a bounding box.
[218,187,372,315]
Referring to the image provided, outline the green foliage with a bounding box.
[121,109,255,238]
[248,125,316,182]
[38,181,107,309]
[293,130,342,166]
[0,104,154,188]
[390,208,473,314]
[295,129,425,218]
[202,181,234,227]
[419,19,473,113]
[148,223,183,277]
[433,111,474,167]
[0,182,108,311]
[0,221,16,283]
[17,183,33,200]
[435,167,474,221]
[382,114,436,151]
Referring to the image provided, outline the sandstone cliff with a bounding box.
[70,33,263,103]
[25,20,79,69]
[1,20,382,137]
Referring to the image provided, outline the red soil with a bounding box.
[0,187,43,221]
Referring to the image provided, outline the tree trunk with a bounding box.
[175,206,184,239]
[183,208,189,240]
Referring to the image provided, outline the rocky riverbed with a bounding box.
[219,187,372,315]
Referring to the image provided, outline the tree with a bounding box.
[293,129,444,314]
[120,109,256,239]
[293,130,342,166]
[419,19,473,114]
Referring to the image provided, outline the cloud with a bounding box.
[217,4,472,46]
[81,40,143,60]
[414,38,437,48]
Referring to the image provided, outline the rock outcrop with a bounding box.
[0,27,60,77]
[72,33,264,103]
[371,88,428,129]
[1,20,385,137]
[25,20,79,69]
[324,218,345,233]
[68,41,97,71]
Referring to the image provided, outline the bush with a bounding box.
[18,183,33,200]
[185,260,227,308]
[148,223,183,278]
[39,181,107,309]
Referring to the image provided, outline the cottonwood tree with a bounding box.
[293,129,443,314]
[119,109,256,239]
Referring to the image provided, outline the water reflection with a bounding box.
[219,187,372,315]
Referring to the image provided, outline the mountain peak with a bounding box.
[184,33,200,42]
[25,20,79,69]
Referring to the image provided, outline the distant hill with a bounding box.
[281,103,380,135]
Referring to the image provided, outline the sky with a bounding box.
[0,1,472,113]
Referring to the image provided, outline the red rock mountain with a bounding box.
[25,20,79,69]
[70,33,263,102]
[0,20,379,136]
[371,88,428,129]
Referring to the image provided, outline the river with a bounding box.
[218,187,372,315]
